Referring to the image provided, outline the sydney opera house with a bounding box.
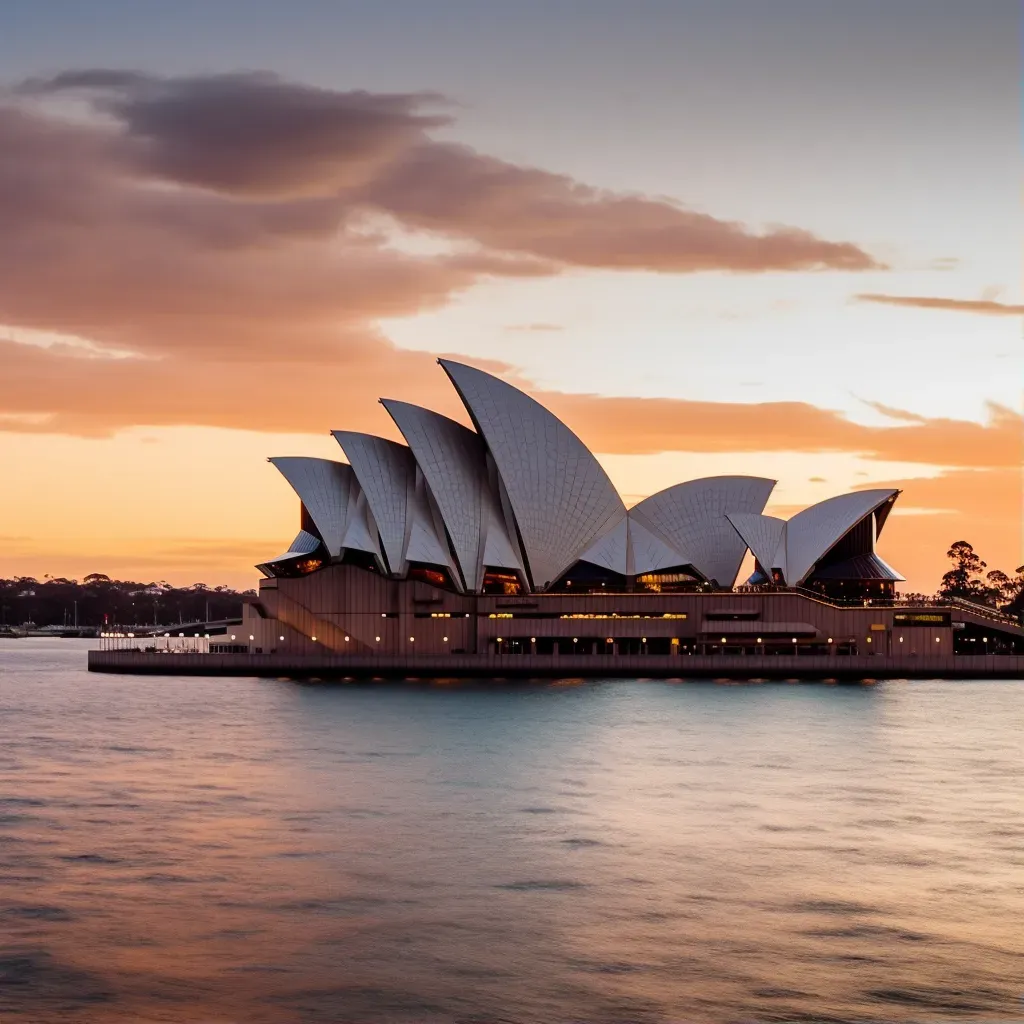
[219,359,1022,673]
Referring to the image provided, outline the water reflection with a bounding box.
[1,639,1021,1022]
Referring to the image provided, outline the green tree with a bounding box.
[938,541,987,601]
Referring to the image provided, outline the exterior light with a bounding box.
[180,633,185,637]
[249,635,254,641]
[230,634,236,640]
[204,633,209,639]
[279,635,284,641]
[606,637,613,644]
[721,637,727,643]
[572,637,578,644]
[127,632,134,638]
[866,637,872,643]
[442,636,448,642]
[409,636,414,642]
[164,632,170,637]
[899,636,904,643]
[791,638,797,644]
[982,637,988,642]
[375,636,380,642]
[311,636,317,642]
[756,637,762,643]
[935,637,941,643]
[827,637,833,644]
[381,613,387,618]
[642,637,647,643]
[497,637,503,643]
[344,636,350,642]
[194,633,200,638]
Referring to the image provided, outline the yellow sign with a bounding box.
[870,623,886,631]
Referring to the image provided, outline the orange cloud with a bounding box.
[856,293,1024,315]
[874,467,1022,590]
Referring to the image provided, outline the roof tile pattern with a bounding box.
[725,512,787,575]
[382,400,519,590]
[331,432,414,574]
[784,488,898,585]
[440,359,626,588]
[269,457,355,557]
[630,476,776,586]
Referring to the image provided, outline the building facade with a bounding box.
[240,360,1023,664]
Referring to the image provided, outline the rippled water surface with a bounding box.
[1,639,1022,1022]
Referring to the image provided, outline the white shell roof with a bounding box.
[440,359,626,589]
[784,488,899,585]
[257,529,322,570]
[577,516,630,576]
[630,476,776,586]
[726,512,787,576]
[331,431,414,574]
[381,399,520,590]
[405,473,460,583]
[627,516,692,575]
[269,457,355,557]
[340,489,384,563]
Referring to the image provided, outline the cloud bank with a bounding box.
[0,68,885,437]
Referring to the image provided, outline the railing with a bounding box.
[732,586,1020,626]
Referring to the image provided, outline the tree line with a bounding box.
[937,541,1024,615]
[0,574,256,629]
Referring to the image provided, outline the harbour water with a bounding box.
[2,639,1021,1022]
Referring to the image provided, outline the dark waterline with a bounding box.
[1,639,1021,1022]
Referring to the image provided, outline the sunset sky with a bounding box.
[0,0,1019,592]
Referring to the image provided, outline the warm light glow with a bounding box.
[311,636,316,642]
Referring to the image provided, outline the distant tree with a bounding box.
[983,569,1013,608]
[1004,566,1024,618]
[938,541,987,601]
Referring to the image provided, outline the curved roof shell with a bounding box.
[725,512,787,576]
[440,359,626,589]
[381,399,521,590]
[256,529,323,575]
[785,488,899,585]
[331,431,413,574]
[269,457,356,558]
[630,476,776,586]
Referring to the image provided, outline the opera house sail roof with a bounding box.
[263,360,904,594]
